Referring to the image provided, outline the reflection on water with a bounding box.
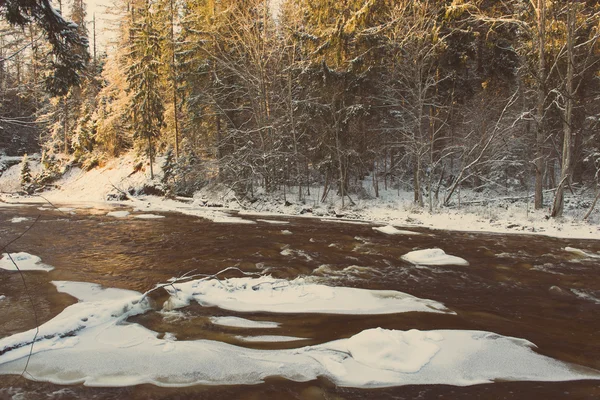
[1,205,599,399]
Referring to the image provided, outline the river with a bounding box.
[0,204,599,399]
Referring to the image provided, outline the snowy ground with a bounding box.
[0,153,599,239]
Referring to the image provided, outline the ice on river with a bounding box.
[106,211,130,218]
[401,248,469,266]
[373,225,423,235]
[134,214,165,219]
[565,247,600,259]
[235,335,307,343]
[163,276,452,315]
[210,316,280,329]
[0,252,54,272]
[0,281,598,388]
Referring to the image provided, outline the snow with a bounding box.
[0,295,5,302]
[163,276,453,315]
[134,214,165,219]
[235,335,307,343]
[0,282,598,388]
[210,316,279,329]
[565,247,600,259]
[0,252,54,272]
[345,328,442,373]
[1,151,598,239]
[373,225,423,235]
[10,217,29,223]
[256,219,290,225]
[281,229,293,235]
[401,249,469,266]
[106,211,130,218]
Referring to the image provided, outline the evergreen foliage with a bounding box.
[2,0,600,218]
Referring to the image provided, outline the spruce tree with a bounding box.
[20,154,32,186]
[126,0,165,180]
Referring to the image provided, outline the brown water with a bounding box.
[0,204,599,399]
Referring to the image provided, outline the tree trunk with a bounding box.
[534,0,546,210]
[551,3,575,218]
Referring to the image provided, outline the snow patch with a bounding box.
[0,281,598,388]
[134,214,165,219]
[373,225,423,235]
[235,335,306,343]
[210,316,280,329]
[401,249,469,266]
[565,247,600,259]
[0,295,6,302]
[346,328,442,373]
[256,219,290,225]
[106,211,130,218]
[163,276,452,315]
[10,217,29,223]
[0,252,54,272]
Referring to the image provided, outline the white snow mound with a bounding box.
[106,211,130,218]
[373,225,422,235]
[210,316,280,329]
[401,248,469,266]
[164,276,452,315]
[346,328,442,373]
[0,252,54,272]
[0,282,599,388]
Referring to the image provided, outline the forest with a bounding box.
[1,0,600,218]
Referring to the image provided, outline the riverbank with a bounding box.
[1,153,598,240]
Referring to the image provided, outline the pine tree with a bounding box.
[126,0,165,179]
[161,146,175,185]
[20,154,32,186]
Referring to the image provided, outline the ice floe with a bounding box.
[0,281,598,388]
[9,217,29,223]
[134,214,165,219]
[235,335,306,343]
[210,316,280,329]
[163,276,452,315]
[565,247,600,259]
[256,219,290,225]
[0,252,54,272]
[106,211,130,218]
[401,248,469,266]
[373,225,422,235]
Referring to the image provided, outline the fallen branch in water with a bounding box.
[141,266,261,301]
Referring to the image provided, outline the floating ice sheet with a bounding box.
[565,247,600,259]
[401,248,469,266]
[106,211,130,218]
[134,214,165,219]
[164,276,452,315]
[373,225,422,235]
[0,252,54,272]
[235,335,307,343]
[210,316,280,329]
[0,287,598,389]
[256,219,290,225]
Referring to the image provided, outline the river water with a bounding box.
[0,204,599,399]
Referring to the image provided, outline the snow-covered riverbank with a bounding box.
[1,153,598,240]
